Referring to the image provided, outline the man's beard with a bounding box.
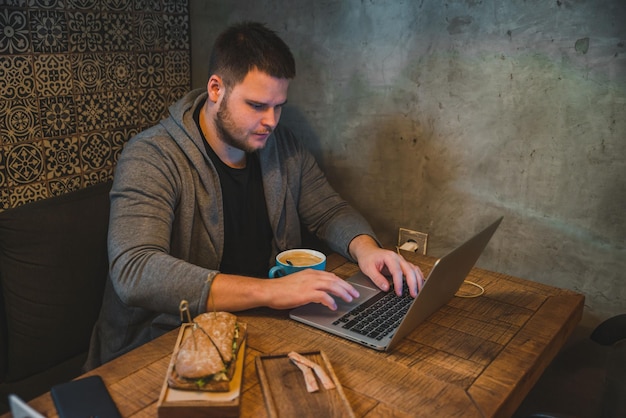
[214,95,269,154]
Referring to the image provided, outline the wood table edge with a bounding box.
[467,292,585,417]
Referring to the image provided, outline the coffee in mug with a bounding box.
[277,250,324,267]
[268,249,326,278]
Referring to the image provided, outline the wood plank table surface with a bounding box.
[4,251,584,418]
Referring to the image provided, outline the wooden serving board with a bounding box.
[255,350,354,418]
[157,323,246,418]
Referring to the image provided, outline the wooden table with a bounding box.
[4,252,584,418]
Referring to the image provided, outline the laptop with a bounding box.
[289,216,503,351]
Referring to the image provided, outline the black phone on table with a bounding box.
[51,375,122,418]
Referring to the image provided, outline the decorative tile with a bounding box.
[1,0,191,211]
[29,9,69,53]
[67,10,104,53]
[80,131,112,171]
[134,12,162,50]
[44,136,81,178]
[0,55,35,100]
[103,12,134,52]
[106,52,136,89]
[165,50,190,86]
[138,87,167,125]
[0,8,31,54]
[137,52,165,88]
[163,12,188,50]
[39,95,77,137]
[75,92,110,133]
[0,98,42,144]
[5,141,45,186]
[71,53,107,93]
[109,90,139,128]
[34,53,73,96]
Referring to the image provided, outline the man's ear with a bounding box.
[207,75,223,103]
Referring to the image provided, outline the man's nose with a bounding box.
[262,107,281,128]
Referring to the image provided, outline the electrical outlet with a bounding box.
[397,228,428,255]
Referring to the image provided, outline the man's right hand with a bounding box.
[207,270,360,312]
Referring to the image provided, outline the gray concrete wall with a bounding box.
[189,0,625,325]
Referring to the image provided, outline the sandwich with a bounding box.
[168,311,246,391]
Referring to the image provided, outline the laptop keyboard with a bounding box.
[332,289,414,341]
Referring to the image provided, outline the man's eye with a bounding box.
[249,102,265,110]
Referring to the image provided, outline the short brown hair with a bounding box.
[208,21,296,87]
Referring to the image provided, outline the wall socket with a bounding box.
[397,228,428,255]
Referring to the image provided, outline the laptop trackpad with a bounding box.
[346,271,382,290]
[290,282,381,324]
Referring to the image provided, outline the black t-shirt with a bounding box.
[194,106,273,277]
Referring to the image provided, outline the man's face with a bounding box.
[214,68,290,153]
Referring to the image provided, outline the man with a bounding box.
[86,22,424,368]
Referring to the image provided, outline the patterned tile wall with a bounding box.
[0,0,191,211]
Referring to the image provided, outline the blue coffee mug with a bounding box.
[268,249,326,278]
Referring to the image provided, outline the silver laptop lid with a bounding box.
[386,216,503,350]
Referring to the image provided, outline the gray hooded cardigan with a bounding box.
[86,89,376,368]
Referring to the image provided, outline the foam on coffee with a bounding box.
[278,251,323,267]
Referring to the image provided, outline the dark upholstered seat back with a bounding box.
[0,181,111,384]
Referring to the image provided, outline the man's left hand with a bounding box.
[349,235,425,297]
